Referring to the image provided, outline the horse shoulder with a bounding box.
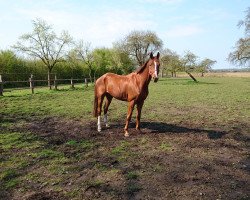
[125,73,141,101]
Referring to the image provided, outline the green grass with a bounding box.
[143,77,250,127]
[1,77,249,126]
[86,179,103,188]
[159,142,172,151]
[126,171,139,180]
[111,141,131,155]
[1,169,20,189]
[0,84,94,119]
[66,140,78,146]
[33,149,64,159]
[127,183,141,194]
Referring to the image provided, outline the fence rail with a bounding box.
[0,74,93,96]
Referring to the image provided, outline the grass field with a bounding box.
[0,77,249,199]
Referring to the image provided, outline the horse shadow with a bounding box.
[136,121,227,139]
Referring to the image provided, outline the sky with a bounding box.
[0,0,249,69]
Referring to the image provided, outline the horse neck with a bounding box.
[137,62,151,89]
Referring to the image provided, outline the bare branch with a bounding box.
[229,7,250,66]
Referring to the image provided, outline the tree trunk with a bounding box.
[48,70,52,90]
[186,71,198,82]
[54,74,58,90]
[89,71,92,83]
[0,74,3,96]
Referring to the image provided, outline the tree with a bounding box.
[161,49,181,77]
[0,50,28,81]
[109,48,134,74]
[67,50,81,78]
[107,49,124,74]
[182,51,198,82]
[72,41,95,82]
[12,18,73,89]
[197,58,216,76]
[228,7,250,66]
[115,30,163,66]
[92,48,113,78]
[0,50,17,73]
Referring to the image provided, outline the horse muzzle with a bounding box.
[153,77,159,82]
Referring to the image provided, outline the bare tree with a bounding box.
[182,51,198,82]
[72,41,95,82]
[115,30,163,66]
[12,18,72,89]
[198,58,216,77]
[161,49,181,77]
[228,7,250,67]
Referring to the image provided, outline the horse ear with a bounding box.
[150,52,154,59]
[156,52,160,59]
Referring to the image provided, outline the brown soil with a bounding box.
[2,116,250,200]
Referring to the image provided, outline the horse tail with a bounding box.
[93,86,98,117]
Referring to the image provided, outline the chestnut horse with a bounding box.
[93,52,160,136]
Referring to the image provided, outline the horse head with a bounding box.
[148,52,160,82]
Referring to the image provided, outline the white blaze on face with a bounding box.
[154,61,158,78]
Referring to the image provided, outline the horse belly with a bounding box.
[104,73,138,101]
[106,86,128,101]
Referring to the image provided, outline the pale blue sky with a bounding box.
[0,0,249,69]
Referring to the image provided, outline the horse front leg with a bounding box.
[103,94,113,128]
[124,100,135,137]
[136,101,144,132]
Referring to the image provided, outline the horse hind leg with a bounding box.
[97,95,105,132]
[103,93,113,128]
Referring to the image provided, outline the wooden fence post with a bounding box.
[29,74,34,94]
[85,78,88,88]
[0,74,3,96]
[70,78,74,89]
[54,74,58,90]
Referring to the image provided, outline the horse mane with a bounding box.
[135,59,150,74]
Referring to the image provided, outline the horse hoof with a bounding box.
[98,128,102,132]
[124,132,129,137]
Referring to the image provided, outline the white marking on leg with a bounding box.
[97,116,101,132]
[104,113,109,127]
[124,130,129,137]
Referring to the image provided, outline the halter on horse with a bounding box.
[93,52,160,136]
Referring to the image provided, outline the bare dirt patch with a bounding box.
[2,116,250,200]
